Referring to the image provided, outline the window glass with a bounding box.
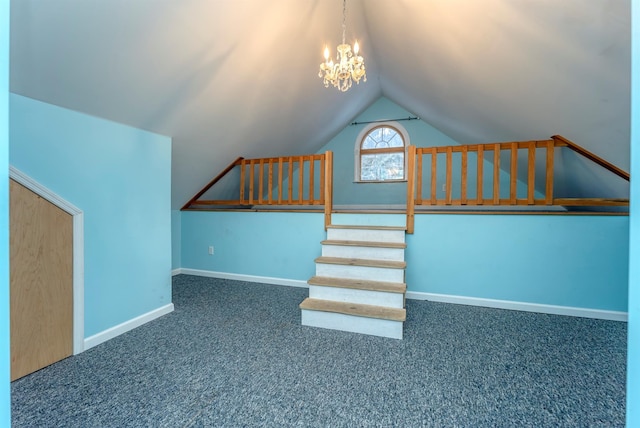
[359,126,405,181]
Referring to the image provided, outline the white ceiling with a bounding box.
[10,0,630,208]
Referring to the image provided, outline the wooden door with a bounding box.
[10,179,73,381]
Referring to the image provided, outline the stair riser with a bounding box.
[315,263,405,282]
[321,245,404,261]
[309,285,404,308]
[301,310,403,339]
[326,228,405,244]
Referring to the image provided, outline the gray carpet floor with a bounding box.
[11,275,627,427]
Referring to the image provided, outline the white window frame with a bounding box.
[354,121,410,183]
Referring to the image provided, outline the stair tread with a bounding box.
[299,298,406,322]
[315,256,406,269]
[328,225,406,231]
[321,239,407,249]
[308,276,406,293]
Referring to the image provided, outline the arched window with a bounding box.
[355,122,409,182]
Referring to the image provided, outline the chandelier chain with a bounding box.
[341,0,347,45]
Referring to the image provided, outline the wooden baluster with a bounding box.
[278,158,284,204]
[248,159,255,204]
[430,147,437,205]
[258,159,264,204]
[416,149,423,205]
[298,155,304,204]
[476,145,484,205]
[324,151,333,230]
[319,155,325,205]
[461,145,468,205]
[493,144,500,204]
[239,159,246,203]
[527,142,535,204]
[510,142,517,204]
[267,159,273,204]
[545,140,555,205]
[446,146,452,205]
[406,145,416,234]
[288,156,293,204]
[309,156,315,204]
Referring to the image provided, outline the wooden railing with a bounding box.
[406,135,629,233]
[183,136,628,234]
[182,151,334,229]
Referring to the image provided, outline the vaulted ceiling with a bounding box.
[9,0,630,208]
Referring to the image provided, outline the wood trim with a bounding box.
[278,159,284,204]
[510,142,517,204]
[288,156,293,203]
[416,150,423,205]
[239,160,246,203]
[476,144,484,205]
[413,197,629,207]
[552,135,630,181]
[248,159,255,204]
[324,151,333,229]
[461,145,468,205]
[309,156,315,204]
[360,147,405,155]
[258,159,264,204]
[445,146,452,205]
[406,145,416,234]
[298,156,304,204]
[545,140,554,205]
[430,148,437,205]
[527,142,535,204]
[493,144,500,204]
[181,156,243,210]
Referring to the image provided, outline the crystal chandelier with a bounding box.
[318,0,366,92]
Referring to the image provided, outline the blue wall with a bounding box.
[181,211,325,280]
[10,94,172,337]
[627,1,639,424]
[0,0,10,424]
[407,214,628,311]
[180,210,628,312]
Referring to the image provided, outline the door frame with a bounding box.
[9,166,84,355]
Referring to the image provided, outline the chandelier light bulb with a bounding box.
[354,40,359,55]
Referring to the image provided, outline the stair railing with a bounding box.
[182,151,334,229]
[406,135,629,233]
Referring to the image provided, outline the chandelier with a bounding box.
[318,0,366,92]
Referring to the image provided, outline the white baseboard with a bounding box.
[174,269,627,322]
[406,291,628,322]
[171,268,182,276]
[83,303,175,350]
[178,268,309,288]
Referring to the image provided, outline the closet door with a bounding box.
[10,179,73,381]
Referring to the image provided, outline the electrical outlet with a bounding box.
[442,183,446,192]
[208,246,214,255]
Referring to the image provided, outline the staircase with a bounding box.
[299,224,407,339]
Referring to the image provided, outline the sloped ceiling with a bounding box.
[9,0,630,208]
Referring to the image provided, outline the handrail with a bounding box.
[551,135,630,181]
[181,156,244,210]
[182,151,334,228]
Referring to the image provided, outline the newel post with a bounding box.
[324,150,333,230]
[406,145,416,234]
